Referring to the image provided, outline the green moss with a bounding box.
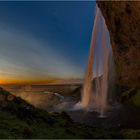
[120,129,140,139]
[1,109,140,139]
[132,90,140,108]
[122,88,134,97]
[0,111,33,138]
[119,88,140,108]
[0,110,116,139]
[119,88,136,102]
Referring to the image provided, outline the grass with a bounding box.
[0,110,114,139]
[120,129,140,139]
[0,87,140,139]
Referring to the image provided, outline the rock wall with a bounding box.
[97,1,140,88]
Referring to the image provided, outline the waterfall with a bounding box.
[75,6,114,116]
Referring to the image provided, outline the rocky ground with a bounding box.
[0,87,140,139]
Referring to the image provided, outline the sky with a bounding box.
[0,1,96,84]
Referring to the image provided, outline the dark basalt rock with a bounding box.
[97,1,140,88]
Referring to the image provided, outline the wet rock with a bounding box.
[97,1,140,88]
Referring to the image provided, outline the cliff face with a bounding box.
[97,2,140,88]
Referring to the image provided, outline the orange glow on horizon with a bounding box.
[0,78,64,85]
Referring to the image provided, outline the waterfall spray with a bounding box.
[76,6,114,116]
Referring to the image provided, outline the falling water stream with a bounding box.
[75,6,113,116]
[15,5,114,118]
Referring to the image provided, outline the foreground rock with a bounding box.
[0,87,140,139]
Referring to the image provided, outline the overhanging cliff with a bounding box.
[97,1,140,88]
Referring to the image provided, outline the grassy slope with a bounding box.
[0,87,140,139]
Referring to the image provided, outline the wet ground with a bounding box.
[52,96,140,130]
[67,103,140,129]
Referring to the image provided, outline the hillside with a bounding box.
[0,87,140,138]
[0,87,111,139]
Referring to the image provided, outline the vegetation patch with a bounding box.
[120,129,140,139]
[0,87,140,139]
[132,90,140,108]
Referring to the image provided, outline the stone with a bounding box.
[97,1,140,88]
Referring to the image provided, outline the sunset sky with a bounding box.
[0,1,96,84]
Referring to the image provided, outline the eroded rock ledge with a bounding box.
[97,1,140,88]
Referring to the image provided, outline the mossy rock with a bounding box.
[119,88,137,102]
[120,129,140,139]
[132,90,140,108]
[119,87,140,108]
